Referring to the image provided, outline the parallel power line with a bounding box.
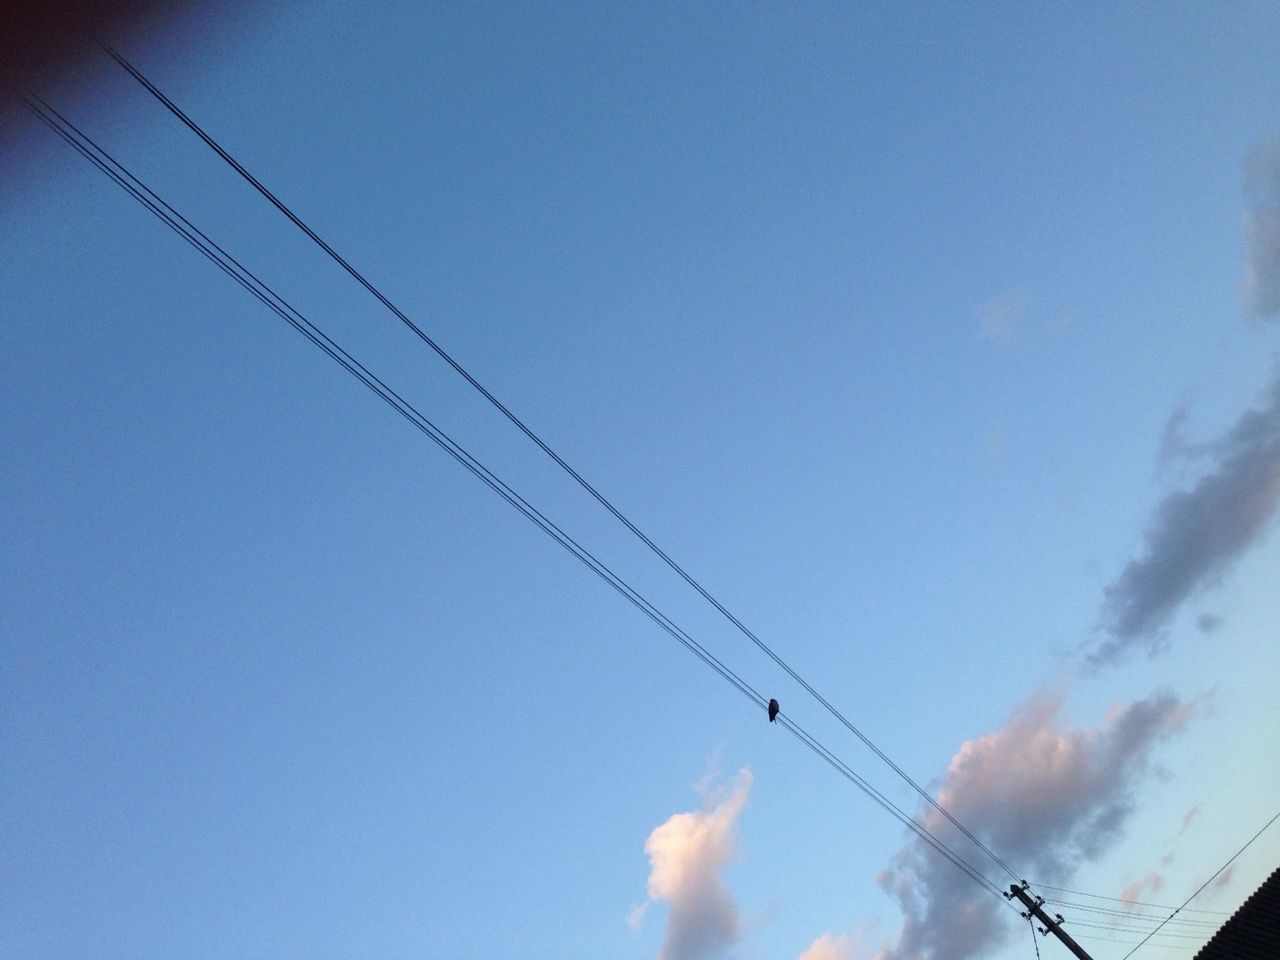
[101,41,1024,889]
[1121,808,1280,959]
[17,87,1023,915]
[1042,900,1220,929]
[1029,882,1229,915]
[1026,914,1043,960]
[1074,934,1203,950]
[1062,920,1207,939]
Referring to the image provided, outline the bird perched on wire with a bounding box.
[768,698,780,723]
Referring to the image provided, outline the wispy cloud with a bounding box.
[976,290,1074,350]
[1180,803,1202,834]
[634,768,753,960]
[977,290,1031,347]
[1090,139,1280,663]
[873,688,1194,960]
[1243,139,1280,318]
[1119,873,1165,907]
[1196,612,1225,634]
[1093,371,1280,663]
[1210,864,1236,894]
[1158,404,1196,466]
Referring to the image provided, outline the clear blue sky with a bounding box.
[4,4,1279,959]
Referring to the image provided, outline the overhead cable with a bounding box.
[1073,934,1199,949]
[1026,915,1042,960]
[1027,882,1228,915]
[18,85,1017,914]
[1062,919,1207,940]
[1042,899,1219,928]
[100,40,1022,887]
[1121,808,1280,960]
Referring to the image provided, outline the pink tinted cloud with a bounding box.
[796,933,861,960]
[1181,804,1202,834]
[875,688,1194,960]
[1119,873,1165,908]
[637,768,753,960]
[1210,864,1236,893]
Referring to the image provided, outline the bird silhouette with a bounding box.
[768,698,779,723]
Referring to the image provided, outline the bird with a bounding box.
[768,698,780,723]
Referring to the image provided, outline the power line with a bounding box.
[17,85,1019,916]
[1073,934,1199,949]
[1121,807,1280,959]
[98,40,1026,889]
[1062,919,1207,940]
[1044,899,1219,928]
[1028,882,1229,915]
[1026,916,1043,960]
[14,84,763,722]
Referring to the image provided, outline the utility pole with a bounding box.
[1007,884,1095,960]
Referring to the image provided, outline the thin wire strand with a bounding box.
[1063,920,1208,940]
[14,84,767,721]
[1027,882,1228,915]
[1121,808,1280,959]
[774,713,1013,904]
[99,40,1025,887]
[18,86,1018,915]
[1042,899,1219,928]
[1027,916,1042,960]
[1074,934,1198,949]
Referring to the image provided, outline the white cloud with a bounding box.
[637,768,753,960]
[874,688,1194,960]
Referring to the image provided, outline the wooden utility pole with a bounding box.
[1007,884,1095,960]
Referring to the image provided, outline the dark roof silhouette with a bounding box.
[1192,865,1280,960]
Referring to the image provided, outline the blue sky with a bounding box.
[4,4,1280,959]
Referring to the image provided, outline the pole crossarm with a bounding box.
[1008,885,1095,960]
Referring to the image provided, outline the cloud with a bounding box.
[1119,873,1165,907]
[977,290,1030,347]
[797,933,861,960]
[1180,804,1202,834]
[1196,612,1225,633]
[1210,864,1236,893]
[636,768,753,960]
[1242,139,1280,318]
[629,903,650,930]
[874,688,1194,960]
[1093,371,1280,662]
[1158,404,1196,465]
